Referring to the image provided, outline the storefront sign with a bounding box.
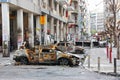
[40,15,46,25]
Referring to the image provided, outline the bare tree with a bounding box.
[104,0,120,59]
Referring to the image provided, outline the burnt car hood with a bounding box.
[67,52,80,58]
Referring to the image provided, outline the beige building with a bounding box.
[0,0,87,56]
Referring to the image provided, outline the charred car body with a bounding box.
[13,45,80,66]
[56,42,85,54]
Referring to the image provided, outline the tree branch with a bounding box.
[116,3,120,12]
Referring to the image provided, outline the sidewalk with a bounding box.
[83,48,120,76]
[0,51,14,66]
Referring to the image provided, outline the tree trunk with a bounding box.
[113,0,116,47]
[117,35,120,59]
[114,32,117,47]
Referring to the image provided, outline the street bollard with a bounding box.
[114,58,117,73]
[88,55,90,68]
[109,47,112,63]
[98,57,100,72]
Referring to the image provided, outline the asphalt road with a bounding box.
[0,65,119,80]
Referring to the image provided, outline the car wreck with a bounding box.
[13,45,81,66]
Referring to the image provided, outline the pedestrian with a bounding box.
[41,29,44,45]
[97,36,100,42]
[35,35,40,45]
[25,39,30,49]
[46,33,51,45]
[19,42,25,49]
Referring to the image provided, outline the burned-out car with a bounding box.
[56,42,85,54]
[13,45,80,66]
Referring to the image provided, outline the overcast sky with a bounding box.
[86,0,104,12]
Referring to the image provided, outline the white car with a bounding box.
[99,40,107,47]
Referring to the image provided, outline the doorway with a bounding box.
[10,10,17,51]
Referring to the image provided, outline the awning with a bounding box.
[68,24,78,28]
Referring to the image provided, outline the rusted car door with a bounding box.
[27,48,39,63]
[39,49,57,63]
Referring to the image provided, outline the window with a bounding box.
[42,49,50,52]
[57,43,65,46]
[42,49,53,53]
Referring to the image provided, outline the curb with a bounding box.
[95,71,120,77]
[84,66,120,77]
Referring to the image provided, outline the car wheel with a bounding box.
[20,57,28,65]
[58,58,69,66]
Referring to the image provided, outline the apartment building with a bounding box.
[0,0,87,56]
[0,0,72,56]
[68,0,87,41]
[0,0,42,56]
[90,12,104,35]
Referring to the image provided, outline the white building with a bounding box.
[90,12,104,35]
[67,0,88,41]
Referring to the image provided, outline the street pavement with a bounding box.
[0,51,15,66]
[0,48,120,77]
[0,51,119,80]
[83,48,120,76]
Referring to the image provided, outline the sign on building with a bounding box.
[40,15,46,25]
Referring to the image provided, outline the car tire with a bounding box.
[20,57,28,65]
[58,58,70,66]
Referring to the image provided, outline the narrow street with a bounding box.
[0,49,119,80]
[0,65,119,80]
[0,0,120,80]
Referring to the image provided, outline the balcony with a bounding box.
[72,0,78,2]
[58,0,68,5]
[67,6,74,11]
[55,0,59,3]
[68,17,75,23]
[71,10,78,14]
[68,23,78,28]
[49,10,67,23]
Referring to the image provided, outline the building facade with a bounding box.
[0,0,42,56]
[90,12,104,35]
[67,0,87,41]
[0,0,87,56]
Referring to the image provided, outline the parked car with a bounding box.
[55,41,85,54]
[13,45,80,66]
[99,40,107,47]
